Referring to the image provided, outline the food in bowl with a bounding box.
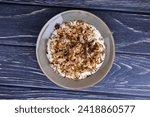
[46,20,105,80]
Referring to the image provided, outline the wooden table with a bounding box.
[0,0,150,99]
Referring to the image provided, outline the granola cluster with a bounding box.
[47,20,105,80]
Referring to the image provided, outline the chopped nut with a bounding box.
[47,20,105,80]
[55,23,60,29]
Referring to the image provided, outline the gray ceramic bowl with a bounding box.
[36,10,115,89]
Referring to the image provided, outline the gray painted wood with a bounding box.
[0,45,149,99]
[0,2,149,99]
[0,4,149,55]
[0,86,149,99]
[0,0,150,13]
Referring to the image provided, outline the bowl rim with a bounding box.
[36,10,115,90]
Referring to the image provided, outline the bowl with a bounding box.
[36,10,115,89]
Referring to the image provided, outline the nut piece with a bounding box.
[47,20,105,80]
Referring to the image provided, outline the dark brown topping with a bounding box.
[55,23,60,29]
[49,20,105,79]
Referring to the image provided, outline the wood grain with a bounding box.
[0,45,149,99]
[0,0,150,13]
[0,4,149,55]
[0,86,149,99]
[0,3,150,99]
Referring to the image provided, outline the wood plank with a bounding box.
[0,0,150,13]
[0,45,149,98]
[0,4,150,55]
[0,86,149,99]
